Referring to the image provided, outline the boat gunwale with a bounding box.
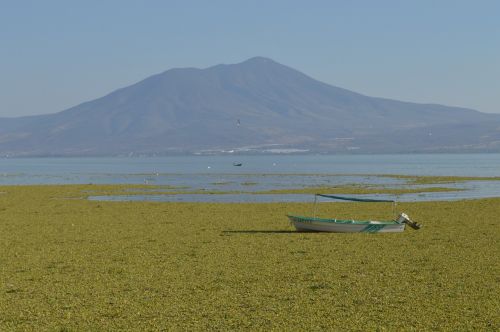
[287,214,398,225]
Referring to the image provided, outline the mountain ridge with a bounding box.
[1,57,500,156]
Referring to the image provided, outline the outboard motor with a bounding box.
[396,213,421,230]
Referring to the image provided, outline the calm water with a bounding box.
[1,154,500,201]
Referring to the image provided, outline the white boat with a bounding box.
[287,194,421,233]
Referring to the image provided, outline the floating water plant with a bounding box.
[0,185,498,330]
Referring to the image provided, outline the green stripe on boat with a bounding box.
[362,224,386,233]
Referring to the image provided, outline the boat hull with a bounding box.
[288,215,405,233]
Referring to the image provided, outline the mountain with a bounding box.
[1,56,500,156]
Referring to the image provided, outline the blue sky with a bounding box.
[1,0,499,117]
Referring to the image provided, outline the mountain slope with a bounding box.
[1,56,500,156]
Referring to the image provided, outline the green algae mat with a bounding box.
[0,185,499,330]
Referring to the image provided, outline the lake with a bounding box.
[1,154,500,202]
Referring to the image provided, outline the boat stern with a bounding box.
[396,213,421,230]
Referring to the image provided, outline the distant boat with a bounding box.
[232,118,243,166]
[287,194,421,233]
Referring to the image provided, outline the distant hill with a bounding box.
[1,56,500,156]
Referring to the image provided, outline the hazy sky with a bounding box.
[1,0,499,118]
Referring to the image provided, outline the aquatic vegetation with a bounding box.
[211,181,233,186]
[241,181,258,186]
[0,185,498,330]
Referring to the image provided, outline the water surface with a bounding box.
[2,154,499,202]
